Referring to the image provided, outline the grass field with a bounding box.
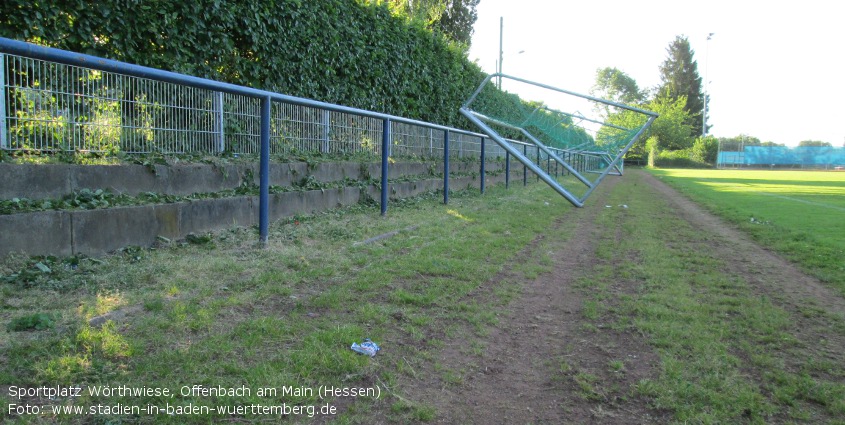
[575,170,845,424]
[1,169,844,424]
[0,183,570,423]
[648,168,845,294]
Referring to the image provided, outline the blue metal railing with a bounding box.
[0,37,572,244]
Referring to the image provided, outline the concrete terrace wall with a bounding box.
[1,161,527,257]
[0,161,471,200]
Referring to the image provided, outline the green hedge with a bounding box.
[653,149,712,168]
[0,0,487,128]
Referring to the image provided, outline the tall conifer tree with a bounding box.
[658,35,705,136]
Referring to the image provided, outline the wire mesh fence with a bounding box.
[0,53,526,160]
[717,140,845,170]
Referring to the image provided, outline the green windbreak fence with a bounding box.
[461,74,657,207]
[718,144,845,169]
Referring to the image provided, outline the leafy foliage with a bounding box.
[0,0,488,129]
[690,136,718,164]
[653,149,711,168]
[590,67,644,117]
[386,0,479,46]
[7,313,55,331]
[434,0,480,46]
[719,134,764,146]
[2,189,133,214]
[798,140,833,147]
[185,233,214,246]
[606,96,694,162]
[2,255,99,290]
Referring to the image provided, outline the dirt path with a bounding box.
[400,176,666,424]
[398,169,845,424]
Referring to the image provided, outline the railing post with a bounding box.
[480,137,486,194]
[0,53,6,149]
[523,144,527,186]
[214,91,225,153]
[536,146,541,182]
[443,130,449,204]
[321,109,330,153]
[429,128,433,156]
[381,118,390,216]
[505,150,510,189]
[555,155,559,177]
[562,152,567,176]
[259,96,271,246]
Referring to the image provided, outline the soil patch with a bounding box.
[401,176,665,424]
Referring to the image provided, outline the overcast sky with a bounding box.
[469,0,845,146]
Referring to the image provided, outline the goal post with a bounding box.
[460,73,657,206]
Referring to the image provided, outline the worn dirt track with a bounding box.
[401,175,665,424]
[396,169,845,424]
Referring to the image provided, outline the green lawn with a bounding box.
[577,170,845,424]
[648,168,845,292]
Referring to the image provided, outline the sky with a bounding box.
[468,0,845,147]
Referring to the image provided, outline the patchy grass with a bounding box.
[0,181,566,423]
[575,170,845,424]
[5,166,842,423]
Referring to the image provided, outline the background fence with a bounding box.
[717,140,845,170]
[0,52,526,160]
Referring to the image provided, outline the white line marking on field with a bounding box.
[755,192,845,212]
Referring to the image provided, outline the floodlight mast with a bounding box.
[703,32,714,137]
[498,17,503,89]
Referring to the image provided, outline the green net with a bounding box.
[460,74,657,206]
[466,76,651,156]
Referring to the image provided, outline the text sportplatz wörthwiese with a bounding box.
[7,384,380,418]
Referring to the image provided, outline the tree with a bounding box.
[435,0,480,46]
[590,67,644,117]
[645,95,695,151]
[798,140,832,147]
[691,135,719,164]
[603,95,694,161]
[719,135,762,146]
[657,35,705,136]
[387,0,447,26]
[387,0,479,46]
